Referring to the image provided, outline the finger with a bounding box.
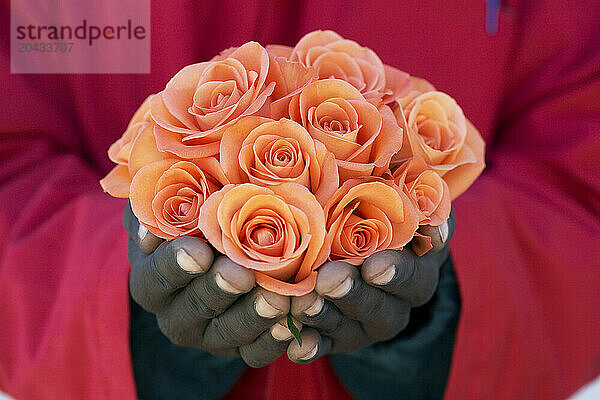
[291,292,371,353]
[361,248,446,307]
[416,209,456,252]
[287,328,332,364]
[129,236,214,313]
[123,201,163,253]
[416,223,448,253]
[155,256,255,348]
[315,262,411,341]
[239,317,302,368]
[183,256,256,315]
[202,287,290,352]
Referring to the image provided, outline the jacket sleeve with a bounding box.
[0,50,142,400]
[445,2,600,399]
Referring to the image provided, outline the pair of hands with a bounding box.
[125,202,454,368]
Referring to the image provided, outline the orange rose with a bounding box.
[219,116,338,206]
[316,178,419,266]
[150,42,313,158]
[291,78,403,181]
[107,95,152,166]
[268,30,410,105]
[392,88,485,199]
[100,95,167,197]
[198,183,326,296]
[392,155,450,227]
[395,76,437,108]
[129,158,229,240]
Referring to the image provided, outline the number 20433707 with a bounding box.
[17,42,74,53]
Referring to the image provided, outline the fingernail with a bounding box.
[176,248,203,273]
[271,318,303,341]
[370,264,396,286]
[255,293,282,318]
[439,222,449,243]
[299,343,318,361]
[325,276,353,299]
[271,323,293,341]
[304,296,324,316]
[138,225,148,242]
[215,272,245,294]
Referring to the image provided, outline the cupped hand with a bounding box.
[287,212,455,362]
[124,202,301,368]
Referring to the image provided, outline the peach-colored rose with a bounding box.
[107,95,152,166]
[392,88,485,199]
[219,116,338,206]
[198,183,326,296]
[316,177,419,265]
[100,95,168,197]
[392,155,450,227]
[395,76,437,109]
[150,42,313,159]
[290,78,403,181]
[130,158,229,240]
[268,30,411,105]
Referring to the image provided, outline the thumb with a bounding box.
[123,200,164,253]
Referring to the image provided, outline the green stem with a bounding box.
[286,313,302,346]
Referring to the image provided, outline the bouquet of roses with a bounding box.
[101,30,485,300]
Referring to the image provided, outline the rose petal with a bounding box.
[220,116,273,182]
[370,105,403,165]
[100,165,131,198]
[292,30,344,60]
[162,62,211,130]
[198,185,237,253]
[154,124,221,158]
[107,95,154,165]
[266,44,294,59]
[130,159,179,231]
[270,183,326,281]
[440,119,486,199]
[267,54,316,119]
[411,232,433,256]
[313,140,340,206]
[128,123,171,177]
[254,270,318,296]
[383,64,411,104]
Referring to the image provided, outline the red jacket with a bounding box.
[1,1,599,399]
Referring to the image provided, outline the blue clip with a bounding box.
[485,0,500,35]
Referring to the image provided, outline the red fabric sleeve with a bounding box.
[446,2,600,399]
[0,25,137,400]
[0,140,136,399]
